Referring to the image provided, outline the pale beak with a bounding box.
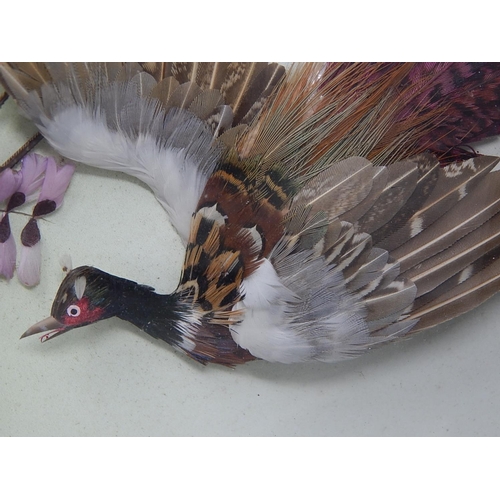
[21,316,68,342]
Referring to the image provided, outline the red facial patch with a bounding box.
[62,297,104,326]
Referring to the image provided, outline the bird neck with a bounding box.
[111,276,187,347]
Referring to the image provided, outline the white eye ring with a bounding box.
[67,305,81,317]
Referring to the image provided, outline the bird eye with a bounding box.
[67,305,81,317]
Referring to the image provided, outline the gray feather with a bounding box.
[405,211,500,296]
[392,171,500,273]
[294,157,375,220]
[356,159,418,235]
[379,155,499,252]
[410,257,500,331]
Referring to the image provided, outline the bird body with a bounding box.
[2,62,500,366]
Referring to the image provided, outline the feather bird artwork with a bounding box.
[1,62,500,366]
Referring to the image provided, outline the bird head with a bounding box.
[21,266,119,342]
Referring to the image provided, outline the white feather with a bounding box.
[38,105,218,243]
[232,309,315,363]
[232,257,375,363]
[18,241,41,287]
[240,259,296,309]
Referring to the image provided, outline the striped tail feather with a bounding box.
[400,63,500,160]
[374,155,497,251]
[369,156,500,333]
[347,155,500,335]
[337,155,500,334]
[391,169,500,273]
[237,63,500,169]
[406,211,500,297]
[409,256,500,332]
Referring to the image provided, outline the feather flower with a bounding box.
[0,214,16,279]
[0,168,22,204]
[17,158,75,286]
[15,153,48,206]
[34,157,75,214]
[0,168,22,279]
[17,218,41,287]
[1,154,48,284]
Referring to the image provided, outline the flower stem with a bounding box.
[0,132,43,173]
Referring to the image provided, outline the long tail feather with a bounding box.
[238,63,500,173]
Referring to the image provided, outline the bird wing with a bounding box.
[231,154,500,363]
[0,62,285,243]
[150,63,500,365]
[221,63,500,363]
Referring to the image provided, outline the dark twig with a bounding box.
[0,132,43,173]
[0,92,8,108]
[0,208,52,222]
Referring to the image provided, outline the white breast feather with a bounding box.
[232,259,370,363]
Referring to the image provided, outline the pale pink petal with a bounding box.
[0,168,22,204]
[0,215,16,280]
[37,159,75,209]
[19,154,48,202]
[17,240,42,287]
[18,218,42,287]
